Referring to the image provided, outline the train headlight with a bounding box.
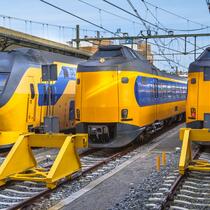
[76,109,80,120]
[190,107,196,119]
[121,109,128,119]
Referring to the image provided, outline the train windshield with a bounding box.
[91,49,123,59]
[0,73,9,94]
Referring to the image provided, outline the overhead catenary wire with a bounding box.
[103,0,206,52]
[103,0,170,33]
[103,0,210,33]
[0,13,101,33]
[140,0,186,59]
[143,0,210,28]
[152,50,188,69]
[78,0,144,27]
[40,0,117,36]
[40,0,198,71]
[126,0,178,70]
[140,0,210,32]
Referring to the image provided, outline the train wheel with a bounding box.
[178,113,184,122]
[136,133,145,145]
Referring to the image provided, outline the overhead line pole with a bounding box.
[72,32,210,42]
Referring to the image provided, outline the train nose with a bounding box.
[79,71,119,122]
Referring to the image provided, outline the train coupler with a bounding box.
[0,133,88,189]
[179,128,210,175]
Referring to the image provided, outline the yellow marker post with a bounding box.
[162,151,166,166]
[156,156,160,172]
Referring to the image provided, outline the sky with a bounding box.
[0,0,210,72]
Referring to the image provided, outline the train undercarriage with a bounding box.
[76,113,184,148]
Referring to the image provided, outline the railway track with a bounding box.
[0,121,183,210]
[146,150,210,210]
[0,147,133,210]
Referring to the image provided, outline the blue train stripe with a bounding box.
[134,76,187,106]
[38,66,76,106]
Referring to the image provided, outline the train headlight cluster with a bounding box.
[190,107,196,119]
[121,109,128,119]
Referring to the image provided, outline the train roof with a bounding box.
[78,45,185,81]
[0,48,85,73]
[189,47,210,73]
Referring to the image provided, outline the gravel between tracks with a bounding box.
[23,124,182,210]
[110,151,180,210]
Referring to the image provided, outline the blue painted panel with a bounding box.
[135,76,155,106]
[38,65,76,106]
[135,76,187,107]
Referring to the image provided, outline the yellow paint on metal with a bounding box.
[180,128,210,142]
[0,133,36,183]
[76,70,186,128]
[0,133,88,189]
[0,62,78,147]
[179,128,210,174]
[161,151,166,166]
[156,155,160,172]
[179,129,192,175]
[46,136,81,184]
[0,131,24,146]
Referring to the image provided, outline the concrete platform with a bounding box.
[52,124,183,210]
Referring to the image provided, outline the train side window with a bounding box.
[162,82,166,98]
[142,77,147,85]
[30,83,35,99]
[179,86,182,98]
[63,68,69,78]
[158,81,163,98]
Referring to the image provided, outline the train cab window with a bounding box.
[124,48,137,59]
[63,68,69,78]
[91,49,123,59]
[61,66,76,80]
[0,73,9,94]
[30,83,35,99]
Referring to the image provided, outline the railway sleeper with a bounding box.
[0,133,88,189]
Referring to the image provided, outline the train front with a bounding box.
[187,47,210,130]
[75,45,143,148]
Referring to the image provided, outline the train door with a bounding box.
[118,70,133,123]
[26,77,36,123]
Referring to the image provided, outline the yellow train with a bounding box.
[186,47,210,129]
[75,45,187,148]
[0,48,84,139]
[178,47,210,174]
